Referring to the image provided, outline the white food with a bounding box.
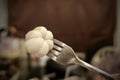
[25,30,42,40]
[25,26,54,57]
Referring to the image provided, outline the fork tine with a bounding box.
[53,45,62,52]
[51,49,61,56]
[53,39,65,47]
[47,50,57,60]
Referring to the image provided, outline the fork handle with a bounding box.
[75,57,114,80]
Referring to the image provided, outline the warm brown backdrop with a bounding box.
[8,0,116,53]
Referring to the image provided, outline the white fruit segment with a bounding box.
[25,26,54,57]
[25,38,44,54]
[45,31,53,40]
[46,40,54,50]
[25,30,42,40]
[36,42,49,57]
[34,26,48,38]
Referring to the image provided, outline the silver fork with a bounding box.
[47,39,115,80]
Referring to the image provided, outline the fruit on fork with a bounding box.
[25,26,54,57]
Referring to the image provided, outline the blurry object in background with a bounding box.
[0,28,8,41]
[64,52,86,78]
[9,26,17,36]
[64,64,87,79]
[0,26,17,39]
[98,51,120,74]
[0,58,20,80]
[0,71,7,80]
[29,77,39,80]
[90,46,120,80]
[91,46,114,67]
[76,52,86,60]
[92,74,106,80]
[0,37,20,59]
[0,28,28,80]
[0,28,20,59]
[64,76,85,80]
[46,59,66,80]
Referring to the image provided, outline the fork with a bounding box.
[47,39,115,80]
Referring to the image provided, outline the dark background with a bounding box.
[8,0,116,55]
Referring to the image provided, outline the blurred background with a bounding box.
[0,0,120,80]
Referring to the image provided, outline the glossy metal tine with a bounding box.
[53,39,65,47]
[47,50,57,60]
[53,45,63,52]
[51,49,61,56]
